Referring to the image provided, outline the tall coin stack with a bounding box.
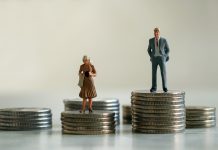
[186,106,216,128]
[61,111,116,135]
[64,98,120,124]
[131,90,186,134]
[0,108,52,130]
[122,105,132,124]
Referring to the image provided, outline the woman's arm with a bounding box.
[89,65,96,77]
[79,65,83,75]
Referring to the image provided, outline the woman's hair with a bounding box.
[82,55,92,72]
[82,55,90,62]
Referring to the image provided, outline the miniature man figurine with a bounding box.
[147,27,170,92]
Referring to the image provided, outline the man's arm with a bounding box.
[147,39,152,57]
[165,39,170,55]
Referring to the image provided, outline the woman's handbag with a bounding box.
[78,74,84,88]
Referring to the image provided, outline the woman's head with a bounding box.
[82,55,90,64]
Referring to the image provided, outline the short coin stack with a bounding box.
[0,108,52,130]
[131,90,186,134]
[122,105,132,124]
[186,106,216,128]
[64,98,120,124]
[61,110,116,135]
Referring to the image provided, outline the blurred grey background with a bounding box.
[0,0,218,124]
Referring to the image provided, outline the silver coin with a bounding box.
[0,119,52,124]
[186,115,216,121]
[132,112,185,118]
[65,103,120,108]
[62,121,115,126]
[61,117,115,123]
[61,111,115,118]
[132,124,185,130]
[132,117,185,122]
[0,114,52,120]
[61,116,115,121]
[186,112,216,116]
[131,104,185,110]
[132,108,185,114]
[62,125,115,130]
[132,120,185,126]
[186,120,216,124]
[131,100,184,106]
[62,129,115,135]
[186,110,215,113]
[92,106,119,109]
[132,115,185,121]
[0,113,52,118]
[0,108,51,114]
[65,106,119,111]
[61,111,120,119]
[0,124,52,130]
[131,90,185,97]
[0,122,52,128]
[131,96,184,101]
[64,98,119,104]
[186,123,216,128]
[132,128,185,134]
[64,108,120,114]
[63,110,119,118]
[186,106,216,111]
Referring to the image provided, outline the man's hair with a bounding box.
[154,27,160,32]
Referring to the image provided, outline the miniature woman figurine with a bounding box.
[79,55,97,113]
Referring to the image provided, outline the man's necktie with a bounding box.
[156,39,158,47]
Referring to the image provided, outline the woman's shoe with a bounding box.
[89,108,93,113]
[79,110,85,113]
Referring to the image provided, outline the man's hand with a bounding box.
[166,56,169,62]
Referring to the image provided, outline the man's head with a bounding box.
[154,27,160,39]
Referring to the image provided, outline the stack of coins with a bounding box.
[61,110,116,135]
[122,105,132,124]
[64,98,120,124]
[186,106,216,128]
[0,108,52,130]
[131,90,186,134]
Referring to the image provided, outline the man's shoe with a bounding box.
[150,88,156,93]
[163,88,168,92]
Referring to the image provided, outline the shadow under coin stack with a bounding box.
[131,90,186,134]
[61,111,116,135]
[0,108,52,130]
[122,105,132,124]
[186,106,216,128]
[64,98,120,125]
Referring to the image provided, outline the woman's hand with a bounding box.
[89,72,96,77]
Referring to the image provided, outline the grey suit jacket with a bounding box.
[147,37,170,61]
